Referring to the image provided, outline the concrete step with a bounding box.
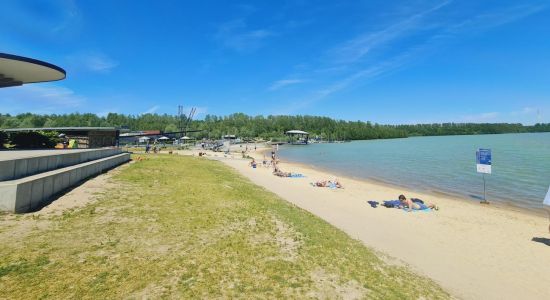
[0,148,123,181]
[0,152,130,213]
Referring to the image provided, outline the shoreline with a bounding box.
[280,156,547,219]
[258,145,546,218]
[195,145,550,300]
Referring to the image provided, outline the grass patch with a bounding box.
[0,155,449,299]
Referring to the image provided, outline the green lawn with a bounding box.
[0,155,449,299]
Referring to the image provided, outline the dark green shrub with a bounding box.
[0,131,7,148]
[8,131,60,149]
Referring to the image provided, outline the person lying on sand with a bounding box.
[272,168,304,177]
[311,179,343,189]
[273,170,291,177]
[398,194,438,211]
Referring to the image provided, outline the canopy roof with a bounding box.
[285,130,309,135]
[0,53,66,88]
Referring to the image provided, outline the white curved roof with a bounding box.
[0,53,66,88]
[285,130,309,135]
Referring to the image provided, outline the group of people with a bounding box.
[145,143,160,154]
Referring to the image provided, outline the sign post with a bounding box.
[476,148,492,204]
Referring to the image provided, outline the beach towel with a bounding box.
[402,207,432,212]
[402,203,431,212]
[382,200,401,208]
[290,173,305,178]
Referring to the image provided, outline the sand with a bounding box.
[185,146,550,300]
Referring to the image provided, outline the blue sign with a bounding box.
[476,148,492,174]
[476,148,492,165]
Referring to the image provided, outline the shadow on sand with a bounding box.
[531,237,550,246]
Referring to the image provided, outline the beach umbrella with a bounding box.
[180,136,191,140]
[158,136,169,140]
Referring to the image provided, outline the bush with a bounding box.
[0,131,7,148]
[8,131,60,149]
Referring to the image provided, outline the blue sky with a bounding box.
[1,0,549,124]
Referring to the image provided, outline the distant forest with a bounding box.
[1,112,549,141]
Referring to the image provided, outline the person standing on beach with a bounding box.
[543,185,550,233]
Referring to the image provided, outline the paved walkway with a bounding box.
[0,149,96,161]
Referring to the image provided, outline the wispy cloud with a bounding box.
[448,3,547,34]
[278,1,548,114]
[329,0,452,64]
[83,54,119,72]
[0,84,84,114]
[214,19,274,52]
[66,51,119,73]
[0,0,83,40]
[457,105,547,124]
[269,79,306,91]
[460,112,500,123]
[142,105,160,114]
[511,107,537,116]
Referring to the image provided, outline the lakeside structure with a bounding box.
[0,53,65,87]
[285,130,309,145]
[0,53,130,213]
[3,127,122,148]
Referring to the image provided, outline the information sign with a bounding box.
[476,148,492,174]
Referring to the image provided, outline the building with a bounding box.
[285,130,309,145]
[2,127,121,148]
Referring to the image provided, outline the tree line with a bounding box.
[1,112,549,141]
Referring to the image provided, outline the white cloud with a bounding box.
[511,106,537,116]
[278,1,548,114]
[142,105,160,114]
[215,19,274,52]
[460,112,500,123]
[268,79,305,91]
[329,0,452,64]
[84,54,118,72]
[66,51,119,73]
[0,84,84,114]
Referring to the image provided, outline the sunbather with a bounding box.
[398,194,438,211]
[312,179,343,188]
[273,170,292,177]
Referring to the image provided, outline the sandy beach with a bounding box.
[182,145,550,300]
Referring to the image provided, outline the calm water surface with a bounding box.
[278,133,550,210]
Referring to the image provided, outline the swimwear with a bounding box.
[413,203,429,210]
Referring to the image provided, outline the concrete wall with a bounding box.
[0,148,121,182]
[0,153,130,213]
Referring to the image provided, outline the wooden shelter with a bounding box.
[285,130,309,145]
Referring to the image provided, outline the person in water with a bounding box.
[398,194,438,211]
[543,186,550,233]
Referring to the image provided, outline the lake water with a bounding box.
[278,133,550,210]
